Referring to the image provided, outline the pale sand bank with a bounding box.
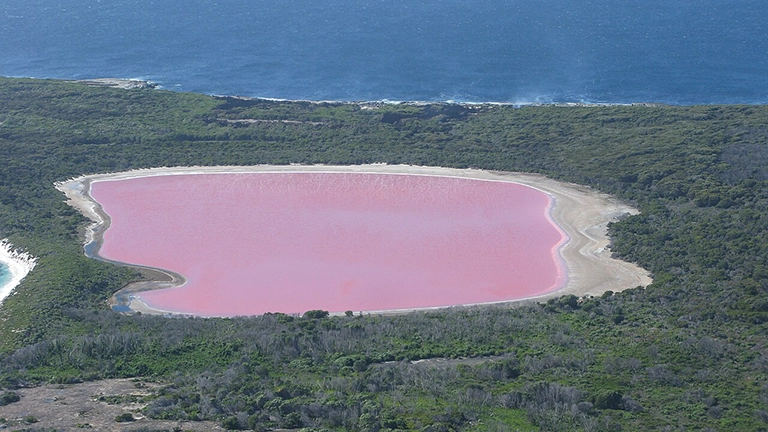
[0,239,38,307]
[57,164,652,316]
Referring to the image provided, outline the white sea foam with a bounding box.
[0,239,38,306]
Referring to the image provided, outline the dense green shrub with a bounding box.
[114,412,135,422]
[0,391,20,406]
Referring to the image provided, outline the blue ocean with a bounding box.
[1,0,767,104]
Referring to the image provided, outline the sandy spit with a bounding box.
[56,164,652,316]
[0,239,38,307]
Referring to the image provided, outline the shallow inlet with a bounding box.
[0,264,12,299]
[90,172,566,316]
[0,239,38,306]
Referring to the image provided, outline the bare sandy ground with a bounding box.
[73,78,157,89]
[56,164,652,316]
[0,378,224,431]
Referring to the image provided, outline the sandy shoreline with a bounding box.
[57,164,652,316]
[0,239,38,307]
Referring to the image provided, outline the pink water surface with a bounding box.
[91,173,566,316]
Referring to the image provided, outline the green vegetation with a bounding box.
[1,77,767,430]
[114,412,136,423]
[0,391,20,406]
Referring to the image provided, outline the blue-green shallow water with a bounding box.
[1,0,767,104]
[0,263,12,290]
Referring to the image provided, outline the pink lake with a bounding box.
[91,173,566,316]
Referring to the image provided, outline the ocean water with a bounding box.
[1,0,767,104]
[0,263,11,290]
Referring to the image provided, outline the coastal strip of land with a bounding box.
[0,239,38,306]
[56,164,652,316]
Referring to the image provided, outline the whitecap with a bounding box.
[0,239,38,306]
